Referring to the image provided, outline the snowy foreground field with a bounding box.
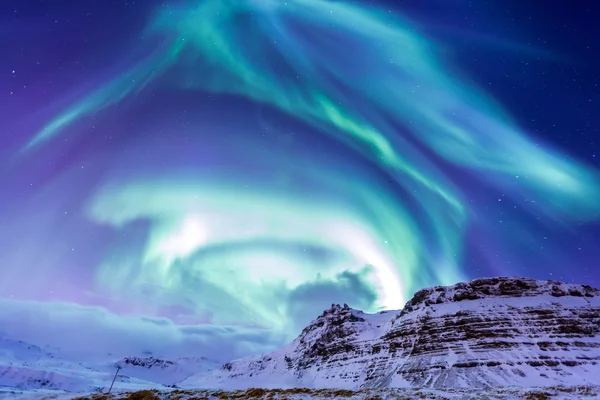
[1,386,599,400]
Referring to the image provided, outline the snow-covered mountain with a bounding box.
[0,336,93,392]
[0,336,218,393]
[109,355,220,385]
[182,277,600,390]
[2,276,599,396]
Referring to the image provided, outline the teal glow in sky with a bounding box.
[1,0,599,360]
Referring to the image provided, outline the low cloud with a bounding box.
[0,298,286,363]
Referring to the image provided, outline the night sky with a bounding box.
[0,0,599,361]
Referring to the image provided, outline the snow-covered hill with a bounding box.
[182,277,600,390]
[0,336,95,392]
[109,355,220,385]
[0,336,218,393]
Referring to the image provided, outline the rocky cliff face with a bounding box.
[182,277,600,389]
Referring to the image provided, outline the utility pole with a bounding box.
[107,364,121,394]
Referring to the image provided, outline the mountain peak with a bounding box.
[294,304,368,360]
[400,276,599,315]
[315,303,361,319]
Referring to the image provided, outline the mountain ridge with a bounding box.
[182,276,600,389]
[1,276,599,396]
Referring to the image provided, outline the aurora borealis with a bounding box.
[1,0,599,361]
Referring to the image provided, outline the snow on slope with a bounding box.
[0,336,95,392]
[108,355,221,385]
[0,336,218,392]
[181,305,397,390]
[182,277,600,390]
[0,337,56,365]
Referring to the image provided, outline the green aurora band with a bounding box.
[21,0,600,331]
